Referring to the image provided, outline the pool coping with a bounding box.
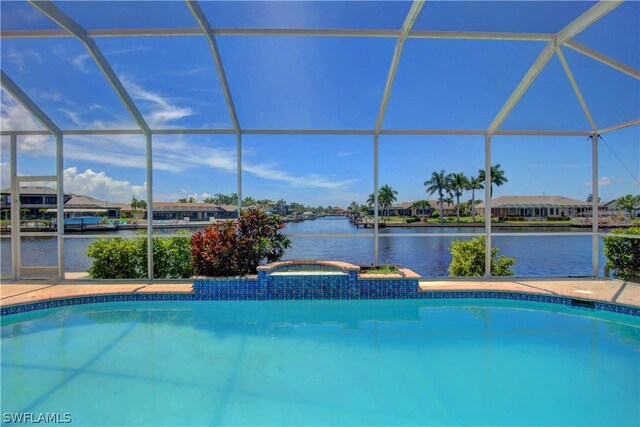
[1,278,638,317]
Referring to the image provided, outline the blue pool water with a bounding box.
[2,299,639,426]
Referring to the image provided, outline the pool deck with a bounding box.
[1,278,638,309]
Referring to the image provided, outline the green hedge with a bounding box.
[86,234,192,279]
[604,227,640,282]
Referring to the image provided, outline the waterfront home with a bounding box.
[476,195,592,220]
[0,186,121,219]
[332,207,348,216]
[151,202,238,221]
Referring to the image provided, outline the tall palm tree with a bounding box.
[131,196,139,212]
[467,175,484,222]
[424,170,448,221]
[447,172,468,222]
[478,164,508,197]
[378,185,398,219]
[137,200,147,210]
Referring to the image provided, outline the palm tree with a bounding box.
[467,175,484,222]
[366,193,375,211]
[177,196,197,203]
[447,172,468,222]
[412,200,431,221]
[586,194,601,203]
[213,193,226,204]
[137,200,147,210]
[424,170,448,221]
[478,164,508,197]
[131,196,139,212]
[378,185,398,219]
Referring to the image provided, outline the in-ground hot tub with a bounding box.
[193,260,422,300]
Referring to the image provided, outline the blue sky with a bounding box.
[1,1,638,207]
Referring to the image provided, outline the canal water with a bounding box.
[1,216,607,278]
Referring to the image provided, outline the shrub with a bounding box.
[87,238,141,279]
[191,208,291,276]
[604,227,640,281]
[448,236,516,277]
[406,217,420,224]
[431,211,440,219]
[86,234,192,279]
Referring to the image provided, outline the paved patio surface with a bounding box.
[1,278,638,309]
[419,278,640,308]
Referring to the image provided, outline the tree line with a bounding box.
[358,164,508,222]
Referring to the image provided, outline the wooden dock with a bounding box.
[356,221,385,228]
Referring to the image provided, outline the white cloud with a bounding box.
[71,52,91,74]
[63,167,146,202]
[5,45,41,71]
[0,92,54,155]
[599,176,621,186]
[178,67,208,76]
[120,77,193,126]
[31,89,62,102]
[243,163,356,190]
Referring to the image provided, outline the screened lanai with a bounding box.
[0,0,638,281]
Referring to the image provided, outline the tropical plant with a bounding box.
[191,207,291,276]
[424,170,448,221]
[378,185,398,219]
[242,196,257,207]
[131,196,139,211]
[20,208,29,219]
[366,193,375,208]
[467,175,484,222]
[586,193,601,203]
[447,172,468,222]
[448,237,516,277]
[203,196,215,204]
[137,200,147,210]
[478,164,508,197]
[603,227,640,281]
[615,194,640,218]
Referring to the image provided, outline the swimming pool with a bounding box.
[2,299,639,426]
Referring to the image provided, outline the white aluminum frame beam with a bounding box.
[599,118,640,134]
[556,47,598,132]
[374,0,424,136]
[487,0,622,136]
[591,134,599,277]
[0,28,555,41]
[29,1,151,135]
[1,70,62,137]
[564,40,640,80]
[186,1,241,135]
[0,128,596,137]
[10,135,20,280]
[484,135,492,277]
